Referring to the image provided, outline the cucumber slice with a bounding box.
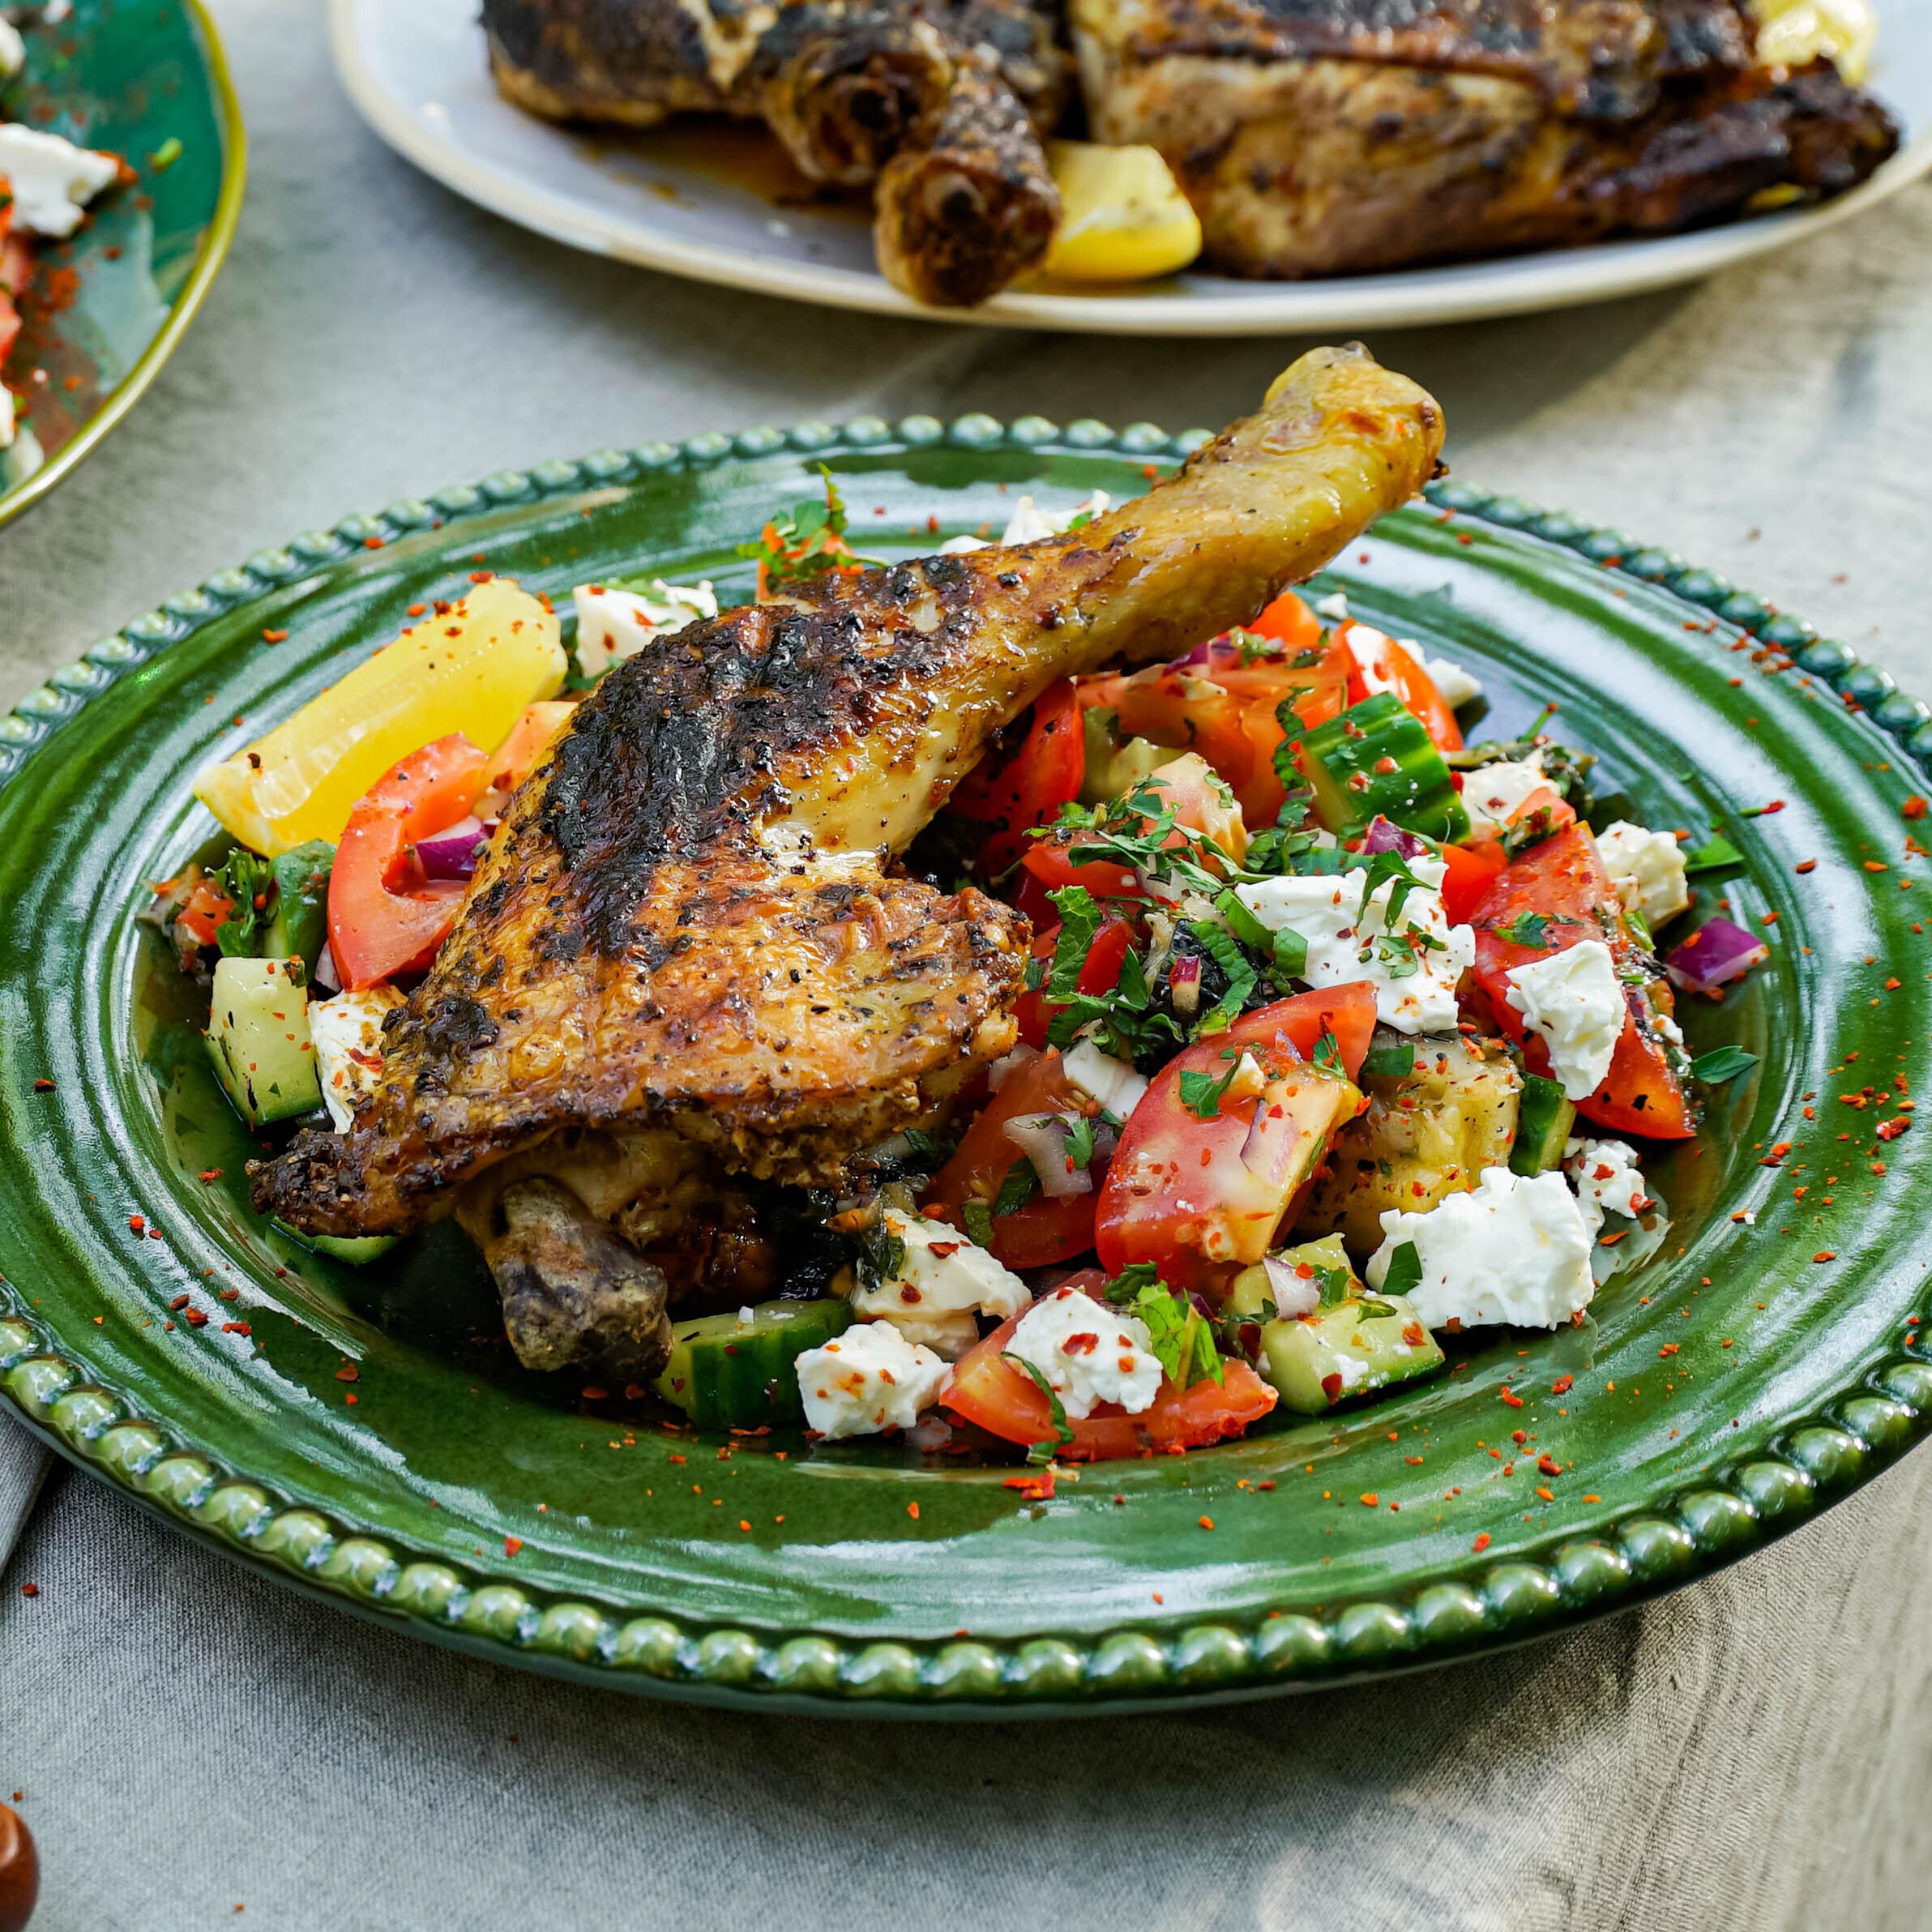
[1509,1072,1577,1177]
[1292,692,1470,841]
[205,955,321,1127]
[263,841,335,971]
[1227,1237,1443,1414]
[271,1218,399,1266]
[653,1297,853,1430]
[1079,706,1169,806]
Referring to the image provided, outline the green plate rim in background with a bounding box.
[0,0,247,530]
[1,414,1928,1715]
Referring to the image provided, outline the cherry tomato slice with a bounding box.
[327,733,489,990]
[1438,839,1507,925]
[1013,915,1135,1050]
[1340,622,1463,752]
[952,680,1084,874]
[924,1051,1100,1270]
[1468,823,1695,1139]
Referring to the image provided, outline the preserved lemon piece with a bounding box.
[1042,140,1202,283]
[1750,0,1876,80]
[194,578,566,855]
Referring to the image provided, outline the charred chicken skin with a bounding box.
[1073,0,1900,278]
[253,345,1444,1371]
[482,0,1067,305]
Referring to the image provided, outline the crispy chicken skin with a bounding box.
[253,346,1444,1255]
[482,0,1066,303]
[1073,0,1899,278]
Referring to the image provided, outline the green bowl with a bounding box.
[1,421,1928,1714]
[0,0,245,528]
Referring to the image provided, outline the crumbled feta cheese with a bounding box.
[848,1210,1029,1360]
[571,578,715,679]
[0,18,24,79]
[1007,1286,1163,1419]
[1421,653,1482,708]
[795,1321,950,1439]
[1235,853,1475,1034]
[308,987,405,1131]
[0,125,118,238]
[938,490,1110,554]
[1062,1039,1148,1120]
[1504,940,1625,1100]
[1564,1135,1650,1230]
[1366,1166,1596,1330]
[1594,820,1690,930]
[1460,754,1548,836]
[1655,1011,1686,1052]
[1314,590,1350,622]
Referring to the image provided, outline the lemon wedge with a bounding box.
[194,577,566,856]
[1042,140,1203,284]
[1749,0,1877,80]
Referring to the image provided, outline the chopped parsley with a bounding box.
[1101,1264,1223,1389]
[737,465,878,591]
[993,1159,1040,1218]
[1310,1030,1345,1078]
[962,1199,995,1248]
[1682,833,1744,874]
[1360,1041,1416,1080]
[1178,1049,1247,1121]
[855,1217,907,1292]
[212,849,275,957]
[1492,908,1584,948]
[1378,1241,1423,1299]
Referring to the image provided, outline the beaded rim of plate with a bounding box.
[2,415,1929,1710]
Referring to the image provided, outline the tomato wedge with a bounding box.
[1439,838,1507,925]
[1013,914,1134,1050]
[944,1283,1278,1462]
[327,733,489,990]
[1095,985,1375,1288]
[924,1050,1101,1270]
[1468,823,1695,1139]
[1340,623,1463,752]
[952,680,1084,874]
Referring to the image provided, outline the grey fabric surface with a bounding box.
[3,2,1932,1926]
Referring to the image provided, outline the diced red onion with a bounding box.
[1176,635,1216,669]
[417,815,494,880]
[313,942,341,994]
[1002,1112,1092,1198]
[1239,1091,1297,1186]
[1261,1256,1321,1318]
[1665,917,1768,994]
[988,1045,1035,1092]
[1169,954,1203,1015]
[1360,815,1430,858]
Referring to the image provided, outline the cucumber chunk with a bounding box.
[1079,706,1169,806]
[1228,1237,1444,1414]
[1293,691,1470,841]
[206,955,320,1127]
[271,1218,399,1267]
[263,841,335,971]
[1509,1072,1578,1177]
[653,1297,853,1430]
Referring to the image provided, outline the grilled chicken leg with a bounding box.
[483,0,1067,304]
[254,346,1443,1358]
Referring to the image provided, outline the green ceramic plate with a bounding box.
[0,0,245,528]
[2,421,1930,1715]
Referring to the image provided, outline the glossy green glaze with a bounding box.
[2,422,1929,1714]
[0,0,245,527]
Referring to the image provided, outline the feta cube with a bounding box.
[795,1321,950,1439]
[848,1211,1030,1360]
[308,987,404,1131]
[1594,821,1690,930]
[1007,1285,1163,1419]
[1062,1040,1148,1121]
[1460,755,1548,836]
[1564,1135,1650,1229]
[0,124,118,238]
[571,579,715,679]
[1420,653,1482,708]
[1235,853,1475,1035]
[1504,940,1625,1100]
[1366,1166,1596,1330]
[0,19,24,80]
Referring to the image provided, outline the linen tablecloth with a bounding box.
[3,5,1930,1926]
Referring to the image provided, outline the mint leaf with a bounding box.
[1683,833,1744,874]
[1361,1041,1415,1079]
[1311,1030,1344,1078]
[993,1160,1040,1218]
[962,1200,995,1248]
[1000,1353,1075,1460]
[1690,1045,1759,1084]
